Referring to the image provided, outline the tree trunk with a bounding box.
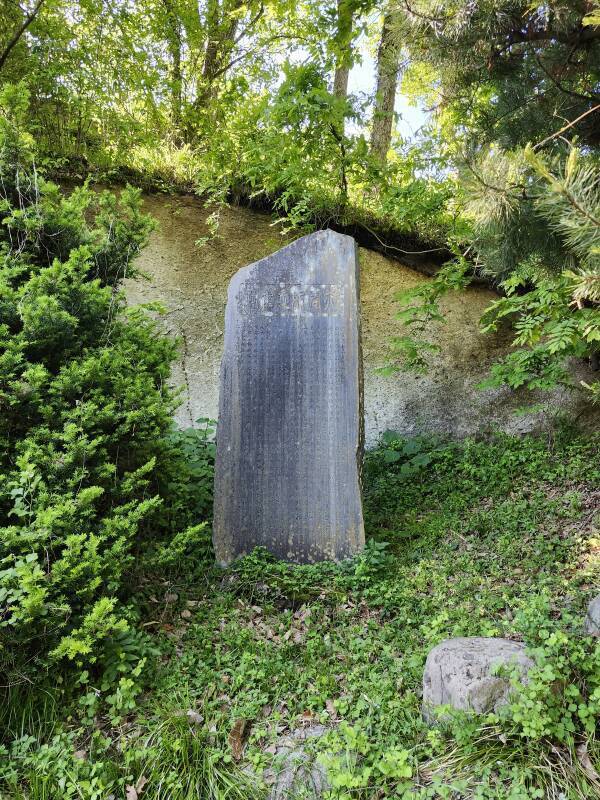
[183,0,262,141]
[172,42,182,132]
[333,61,350,99]
[202,0,220,86]
[162,0,183,137]
[333,0,353,96]
[188,0,240,124]
[201,0,239,91]
[370,11,401,162]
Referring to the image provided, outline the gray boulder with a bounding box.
[584,595,600,637]
[423,637,534,723]
[264,725,329,800]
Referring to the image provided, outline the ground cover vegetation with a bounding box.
[0,1,599,798]
[2,401,600,797]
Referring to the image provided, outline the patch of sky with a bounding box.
[348,34,430,142]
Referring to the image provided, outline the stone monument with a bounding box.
[213,230,364,565]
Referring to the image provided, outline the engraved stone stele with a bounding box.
[213,230,364,566]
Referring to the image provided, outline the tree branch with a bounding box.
[401,1,446,25]
[232,2,264,46]
[533,105,600,150]
[534,52,600,103]
[210,33,310,81]
[0,0,45,73]
[508,23,600,48]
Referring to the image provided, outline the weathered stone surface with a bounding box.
[128,198,600,445]
[584,595,600,636]
[213,230,364,566]
[422,637,534,722]
[264,725,329,800]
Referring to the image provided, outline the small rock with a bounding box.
[584,595,600,637]
[165,592,178,603]
[264,725,329,800]
[422,637,534,723]
[186,709,204,726]
[181,609,192,620]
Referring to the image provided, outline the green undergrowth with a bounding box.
[1,429,599,799]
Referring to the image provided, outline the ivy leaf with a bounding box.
[381,430,400,445]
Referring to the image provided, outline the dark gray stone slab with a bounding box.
[213,230,364,566]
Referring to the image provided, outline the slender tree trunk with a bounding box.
[333,0,353,98]
[184,0,260,140]
[172,43,182,132]
[370,11,401,162]
[183,0,230,139]
[202,0,220,86]
[332,0,354,136]
[162,0,183,138]
[333,60,350,99]
[195,0,239,109]
[201,0,239,86]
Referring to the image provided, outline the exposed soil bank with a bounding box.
[127,194,594,445]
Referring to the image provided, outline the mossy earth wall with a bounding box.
[127,194,595,445]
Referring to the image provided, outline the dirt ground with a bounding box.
[126,194,592,445]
